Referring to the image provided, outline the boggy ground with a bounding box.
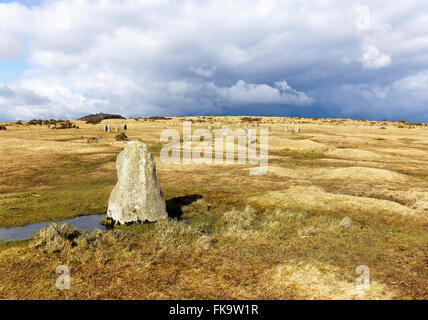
[0,116,427,299]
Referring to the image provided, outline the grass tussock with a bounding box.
[115,133,128,141]
[86,136,101,144]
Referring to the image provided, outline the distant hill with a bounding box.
[78,113,125,121]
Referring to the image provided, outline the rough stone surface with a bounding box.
[107,141,168,224]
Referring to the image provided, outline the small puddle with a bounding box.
[0,214,106,242]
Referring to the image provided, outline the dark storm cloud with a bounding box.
[0,0,427,121]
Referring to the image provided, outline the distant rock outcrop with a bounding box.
[78,112,125,121]
[107,141,168,225]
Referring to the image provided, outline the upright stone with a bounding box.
[107,141,168,224]
[295,126,301,134]
[104,124,109,132]
[284,125,288,132]
[123,124,127,130]
[115,125,119,133]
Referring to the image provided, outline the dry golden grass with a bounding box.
[248,186,418,219]
[314,167,408,183]
[263,260,396,300]
[0,116,427,299]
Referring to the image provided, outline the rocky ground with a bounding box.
[0,116,427,299]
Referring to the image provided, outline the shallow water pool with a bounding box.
[0,214,106,242]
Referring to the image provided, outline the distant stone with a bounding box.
[107,141,168,225]
[295,126,301,134]
[123,124,127,130]
[104,124,109,132]
[284,125,288,132]
[115,125,119,133]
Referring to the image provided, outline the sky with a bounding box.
[0,0,427,121]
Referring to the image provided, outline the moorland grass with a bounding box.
[0,116,427,299]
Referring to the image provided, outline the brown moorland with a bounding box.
[0,116,427,299]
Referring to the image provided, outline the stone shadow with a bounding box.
[166,194,203,219]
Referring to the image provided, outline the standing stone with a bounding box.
[104,124,109,132]
[123,124,127,130]
[295,126,301,134]
[107,141,168,224]
[115,125,119,133]
[284,125,288,132]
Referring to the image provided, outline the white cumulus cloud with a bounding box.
[361,45,391,69]
[217,80,313,105]
[190,66,217,78]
